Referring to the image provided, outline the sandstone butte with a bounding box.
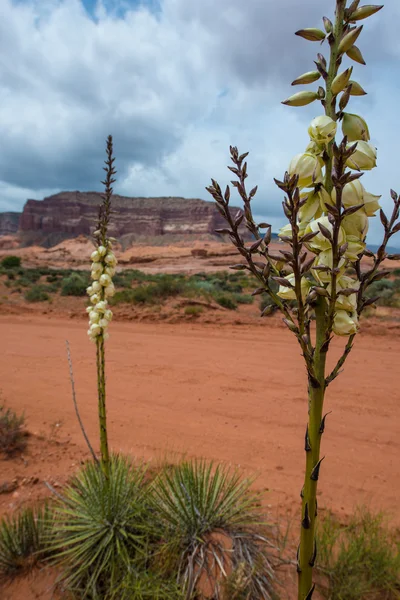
[2,191,248,248]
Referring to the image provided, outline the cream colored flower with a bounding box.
[99,273,112,287]
[298,189,323,224]
[98,245,107,257]
[89,323,102,337]
[313,250,346,283]
[104,266,116,277]
[330,276,359,312]
[344,235,366,260]
[363,190,381,217]
[346,141,377,170]
[277,274,311,301]
[91,250,100,262]
[342,211,369,239]
[99,318,109,328]
[104,309,113,322]
[105,252,117,267]
[308,115,337,145]
[333,310,359,336]
[104,284,115,298]
[288,153,323,188]
[305,216,345,252]
[90,293,100,305]
[91,262,104,280]
[86,285,94,296]
[95,300,108,313]
[332,179,381,216]
[278,224,293,239]
[92,281,102,293]
[89,310,100,324]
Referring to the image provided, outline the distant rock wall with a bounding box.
[18,191,247,247]
[0,212,20,236]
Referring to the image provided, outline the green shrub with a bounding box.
[215,294,238,310]
[0,503,53,576]
[233,293,254,305]
[0,405,26,457]
[316,507,400,599]
[150,460,276,600]
[51,455,152,598]
[61,273,89,296]
[184,305,203,317]
[1,256,21,269]
[24,285,50,302]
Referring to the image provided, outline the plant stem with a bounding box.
[96,336,110,480]
[298,297,327,599]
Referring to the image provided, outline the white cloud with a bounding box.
[0,0,399,244]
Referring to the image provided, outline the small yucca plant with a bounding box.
[0,502,53,576]
[51,454,151,598]
[151,459,276,600]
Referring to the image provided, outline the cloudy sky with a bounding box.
[1,0,399,242]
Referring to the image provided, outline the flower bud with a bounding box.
[349,5,383,21]
[91,250,100,262]
[346,141,377,170]
[348,80,367,96]
[282,91,319,107]
[98,245,107,256]
[99,273,112,287]
[308,115,337,145]
[346,46,366,65]
[342,113,370,142]
[338,26,363,54]
[291,71,321,86]
[333,310,359,336]
[331,67,353,95]
[104,284,115,298]
[295,28,326,41]
[277,274,311,301]
[288,153,322,188]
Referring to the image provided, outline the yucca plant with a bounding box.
[50,454,151,599]
[150,459,276,600]
[206,2,399,598]
[0,502,53,576]
[109,570,184,600]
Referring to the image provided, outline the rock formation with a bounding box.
[0,212,20,236]
[18,191,247,247]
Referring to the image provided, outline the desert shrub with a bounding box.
[365,279,400,308]
[24,285,50,302]
[23,269,42,283]
[393,268,400,277]
[150,459,276,599]
[215,293,238,310]
[233,293,254,305]
[184,305,203,317]
[0,503,53,576]
[0,405,26,457]
[1,256,21,269]
[61,272,89,296]
[109,571,183,600]
[51,455,152,598]
[46,272,61,284]
[316,507,400,599]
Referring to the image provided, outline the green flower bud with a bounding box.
[338,26,363,54]
[282,91,319,107]
[308,115,337,145]
[342,113,370,142]
[331,67,353,95]
[346,141,377,170]
[333,310,359,336]
[291,71,321,86]
[288,153,323,188]
[346,45,366,65]
[349,5,384,22]
[295,28,326,42]
[348,80,367,96]
[323,17,333,33]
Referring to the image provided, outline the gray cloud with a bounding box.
[0,0,399,244]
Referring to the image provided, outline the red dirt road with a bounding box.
[1,315,399,527]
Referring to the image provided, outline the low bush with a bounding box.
[184,305,203,317]
[151,459,276,599]
[1,256,21,269]
[24,285,50,303]
[215,293,238,310]
[0,503,53,576]
[61,273,89,296]
[316,507,400,599]
[0,405,26,457]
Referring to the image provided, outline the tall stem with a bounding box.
[96,331,110,479]
[298,298,327,599]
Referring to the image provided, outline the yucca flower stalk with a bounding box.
[206,2,400,598]
[86,135,118,480]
